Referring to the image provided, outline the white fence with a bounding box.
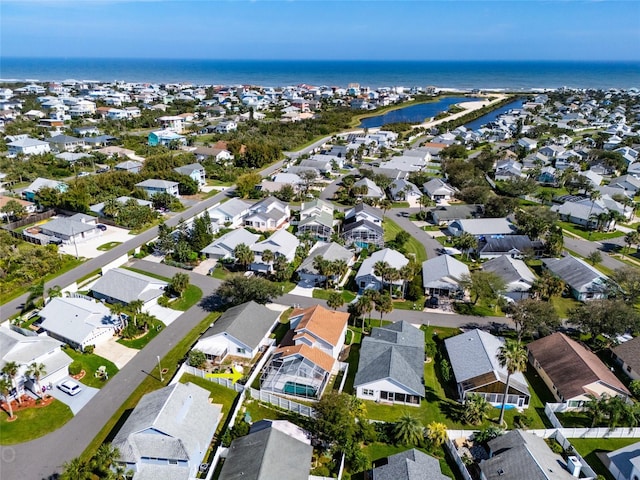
[553,430,598,480]
[443,438,474,480]
[248,388,316,418]
[545,403,640,439]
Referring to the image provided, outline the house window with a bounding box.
[362,389,374,396]
[169,460,178,465]
[627,366,632,373]
[236,348,246,354]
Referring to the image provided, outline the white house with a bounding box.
[91,268,167,308]
[244,196,290,231]
[135,179,180,198]
[208,198,252,228]
[422,255,469,297]
[200,228,260,260]
[8,137,51,156]
[250,229,300,273]
[174,163,206,188]
[355,248,409,293]
[192,301,281,363]
[157,115,186,133]
[423,178,456,202]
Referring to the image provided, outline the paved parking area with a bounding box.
[49,378,99,415]
[59,224,135,259]
[93,337,138,369]
[146,302,182,326]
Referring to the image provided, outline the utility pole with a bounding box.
[157,355,164,382]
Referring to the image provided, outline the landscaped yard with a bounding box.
[96,241,122,251]
[0,399,73,445]
[64,348,119,388]
[570,437,639,480]
[169,284,203,311]
[550,295,581,319]
[383,218,427,263]
[559,221,625,241]
[117,318,166,350]
[313,288,357,303]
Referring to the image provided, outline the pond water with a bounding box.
[358,96,481,129]
[463,98,525,130]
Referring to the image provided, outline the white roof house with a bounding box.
[208,198,252,228]
[201,228,260,260]
[39,296,120,350]
[422,255,470,297]
[355,248,409,293]
[8,137,51,156]
[250,229,300,273]
[448,218,516,237]
[91,268,168,307]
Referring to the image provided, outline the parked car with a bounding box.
[58,380,82,396]
[97,224,107,231]
[78,171,91,177]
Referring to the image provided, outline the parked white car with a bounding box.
[58,380,82,396]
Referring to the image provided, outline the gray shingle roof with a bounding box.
[135,179,179,189]
[91,267,167,304]
[372,448,450,480]
[297,242,353,275]
[113,382,221,467]
[354,321,425,397]
[542,255,608,294]
[199,301,280,350]
[220,421,313,480]
[173,163,204,176]
[612,336,640,376]
[40,217,96,237]
[0,327,71,372]
[422,255,469,290]
[201,228,260,257]
[479,236,542,256]
[356,248,409,279]
[25,177,66,194]
[482,256,536,288]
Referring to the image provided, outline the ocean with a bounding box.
[1,59,639,90]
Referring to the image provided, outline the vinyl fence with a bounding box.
[443,438,474,480]
[247,388,316,418]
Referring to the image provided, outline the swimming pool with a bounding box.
[283,381,317,397]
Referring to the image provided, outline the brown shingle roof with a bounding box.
[527,332,629,400]
[274,344,335,373]
[613,336,640,376]
[291,305,348,348]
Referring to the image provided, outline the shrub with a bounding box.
[188,350,207,369]
[157,295,170,307]
[473,426,504,444]
[83,345,94,354]
[515,414,533,429]
[629,379,640,399]
[69,361,82,376]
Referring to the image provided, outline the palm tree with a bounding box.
[453,232,477,260]
[90,443,120,478]
[0,377,15,419]
[356,291,376,331]
[379,198,392,217]
[496,339,528,425]
[102,197,121,218]
[332,259,349,286]
[261,249,274,269]
[169,273,189,298]
[587,190,602,229]
[373,261,391,292]
[326,291,344,310]
[233,243,254,270]
[374,292,393,327]
[393,414,424,445]
[313,256,331,288]
[127,299,144,326]
[25,280,45,310]
[60,457,90,480]
[425,421,448,448]
[462,394,491,425]
[25,362,46,398]
[2,361,22,405]
[585,394,607,428]
[623,231,640,257]
[47,285,63,301]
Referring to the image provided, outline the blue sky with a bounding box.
[1,0,639,61]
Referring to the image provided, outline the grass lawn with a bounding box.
[550,295,581,318]
[570,438,640,480]
[123,266,171,282]
[96,241,122,251]
[0,399,73,445]
[65,348,119,388]
[117,319,165,350]
[169,284,203,311]
[559,221,625,241]
[383,218,427,263]
[393,298,425,310]
[453,300,505,317]
[82,311,221,461]
[313,288,357,303]
[391,201,410,208]
[210,265,231,280]
[179,373,239,433]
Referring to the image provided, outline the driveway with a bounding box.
[146,302,183,326]
[93,337,138,369]
[49,378,99,415]
[59,224,136,259]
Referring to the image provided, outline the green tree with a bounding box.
[586,250,602,266]
[462,394,492,425]
[234,243,254,270]
[0,199,27,222]
[90,443,121,479]
[393,414,424,445]
[568,299,640,340]
[0,377,15,419]
[188,349,207,368]
[236,172,262,198]
[425,422,448,448]
[510,299,560,341]
[452,232,477,260]
[169,272,190,298]
[25,280,45,310]
[25,362,47,398]
[374,291,393,327]
[2,361,22,405]
[326,291,344,310]
[60,457,90,480]
[155,222,176,254]
[440,358,452,383]
[260,249,274,267]
[189,211,214,252]
[215,275,281,306]
[459,271,506,306]
[496,339,528,426]
[531,270,565,300]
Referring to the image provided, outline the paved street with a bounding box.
[563,235,627,271]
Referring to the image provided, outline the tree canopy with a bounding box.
[215,275,282,306]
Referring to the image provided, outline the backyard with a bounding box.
[570,437,639,480]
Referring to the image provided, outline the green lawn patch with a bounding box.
[550,296,581,319]
[243,400,291,423]
[313,288,356,303]
[0,399,74,445]
[210,265,231,280]
[391,201,410,208]
[179,373,239,433]
[169,284,203,311]
[559,221,625,241]
[117,319,165,350]
[383,218,427,263]
[270,321,291,344]
[393,298,425,310]
[453,300,505,317]
[96,241,122,251]
[64,348,119,388]
[570,438,640,480]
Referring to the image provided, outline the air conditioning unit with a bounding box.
[567,455,582,477]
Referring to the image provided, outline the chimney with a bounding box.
[566,455,582,477]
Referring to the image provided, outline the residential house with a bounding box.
[388,179,422,202]
[296,241,355,286]
[22,177,69,202]
[297,199,334,241]
[90,196,152,216]
[495,160,524,181]
[193,146,233,163]
[200,228,260,260]
[39,213,101,244]
[517,137,538,151]
[55,152,93,164]
[448,218,516,238]
[480,430,578,480]
[0,326,73,400]
[39,296,121,350]
[299,158,337,175]
[261,305,348,400]
[7,137,51,156]
[244,196,290,231]
[135,179,180,198]
[208,198,252,228]
[220,420,312,480]
[250,229,300,273]
[113,382,221,480]
[423,178,456,202]
[445,329,530,408]
[430,204,483,225]
[212,121,237,133]
[612,336,640,381]
[528,332,630,407]
[354,321,425,406]
[483,256,536,301]
[422,255,469,297]
[91,268,167,308]
[114,160,143,173]
[47,134,84,152]
[605,440,640,480]
[174,163,205,189]
[609,174,640,195]
[192,301,281,363]
[539,145,566,158]
[355,248,409,294]
[371,449,450,480]
[342,203,384,249]
[353,177,386,200]
[147,129,186,147]
[542,255,609,301]
[537,166,558,184]
[157,115,185,133]
[0,195,36,220]
[477,235,543,259]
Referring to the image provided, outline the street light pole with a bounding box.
[157,355,164,382]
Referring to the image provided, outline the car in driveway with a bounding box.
[58,380,82,396]
[96,224,107,231]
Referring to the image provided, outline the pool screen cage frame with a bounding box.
[260,353,329,400]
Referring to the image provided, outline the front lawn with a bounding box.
[313,288,357,303]
[558,221,625,241]
[96,241,122,251]
[117,318,165,350]
[453,300,505,317]
[0,399,73,445]
[570,438,640,480]
[64,348,119,388]
[383,218,428,263]
[169,284,203,311]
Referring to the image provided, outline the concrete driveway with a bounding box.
[49,378,99,415]
[146,302,183,326]
[93,337,138,369]
[59,224,135,259]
